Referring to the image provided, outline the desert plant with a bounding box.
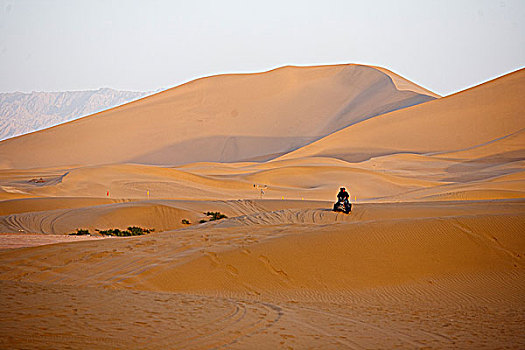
[205,211,228,221]
[181,219,191,225]
[127,226,153,235]
[95,227,154,237]
[69,228,90,236]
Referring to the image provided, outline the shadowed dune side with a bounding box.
[127,135,320,164]
[0,64,437,169]
[435,128,525,161]
[241,164,442,197]
[348,151,525,201]
[371,66,440,98]
[278,68,525,163]
[393,173,525,201]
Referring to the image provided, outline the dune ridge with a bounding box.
[278,68,525,163]
[0,64,437,169]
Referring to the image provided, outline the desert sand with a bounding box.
[0,64,523,349]
[0,64,437,169]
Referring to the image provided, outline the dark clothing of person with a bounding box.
[337,190,349,202]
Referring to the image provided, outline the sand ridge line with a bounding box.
[0,64,439,169]
[450,217,524,265]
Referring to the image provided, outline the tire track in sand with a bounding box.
[167,299,282,349]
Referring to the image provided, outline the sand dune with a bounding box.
[371,66,440,98]
[4,195,522,236]
[0,64,436,169]
[1,200,522,291]
[0,200,523,348]
[0,66,521,203]
[0,151,522,204]
[0,197,131,215]
[0,199,327,235]
[0,65,523,348]
[437,128,525,161]
[278,68,525,162]
[143,214,524,296]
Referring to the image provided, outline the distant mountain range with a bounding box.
[0,88,154,140]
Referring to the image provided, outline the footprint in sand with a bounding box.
[204,252,220,266]
[258,255,289,280]
[226,264,239,276]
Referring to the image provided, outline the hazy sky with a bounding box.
[1,0,524,96]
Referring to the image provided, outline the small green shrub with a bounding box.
[127,226,153,235]
[181,219,191,225]
[198,211,228,224]
[95,226,154,237]
[69,229,90,236]
[205,211,228,221]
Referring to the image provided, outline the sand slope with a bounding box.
[1,200,522,293]
[0,66,523,348]
[0,64,437,169]
[0,199,327,235]
[278,68,525,162]
[0,200,523,348]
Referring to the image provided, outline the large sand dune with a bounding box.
[0,64,436,169]
[278,68,524,162]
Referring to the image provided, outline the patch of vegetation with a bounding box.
[199,211,228,223]
[96,226,154,237]
[205,211,228,221]
[69,228,90,236]
[181,219,191,225]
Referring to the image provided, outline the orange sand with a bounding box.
[0,65,523,348]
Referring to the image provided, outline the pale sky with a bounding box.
[0,0,524,96]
